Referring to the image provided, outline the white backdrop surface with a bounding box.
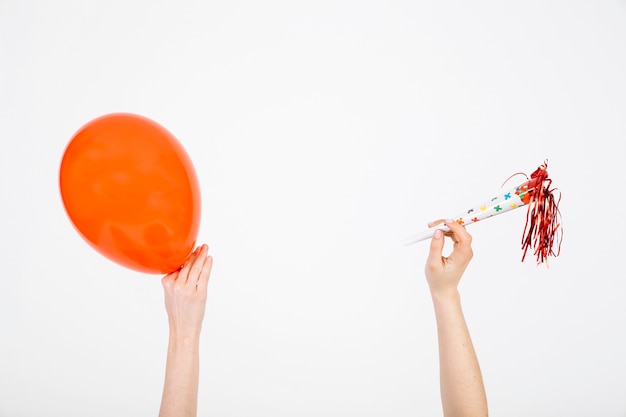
[1,1,625,416]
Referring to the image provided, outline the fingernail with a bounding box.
[434,229,442,239]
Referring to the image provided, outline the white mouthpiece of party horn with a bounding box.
[403,223,451,245]
[404,180,533,246]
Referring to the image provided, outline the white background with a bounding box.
[1,1,625,416]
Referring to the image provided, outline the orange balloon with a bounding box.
[59,113,201,274]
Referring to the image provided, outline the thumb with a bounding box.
[426,228,445,270]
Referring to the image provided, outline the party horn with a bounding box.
[405,161,563,265]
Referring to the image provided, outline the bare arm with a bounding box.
[425,219,488,417]
[159,244,213,417]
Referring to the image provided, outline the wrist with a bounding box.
[167,317,203,338]
[168,328,201,348]
[430,289,461,306]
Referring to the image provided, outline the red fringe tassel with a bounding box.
[519,161,563,266]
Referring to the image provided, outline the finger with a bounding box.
[428,218,455,239]
[428,218,445,228]
[161,269,179,289]
[445,219,471,245]
[444,219,473,261]
[196,253,213,294]
[187,244,208,287]
[177,246,200,284]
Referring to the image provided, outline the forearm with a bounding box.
[432,291,487,417]
[159,334,201,417]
